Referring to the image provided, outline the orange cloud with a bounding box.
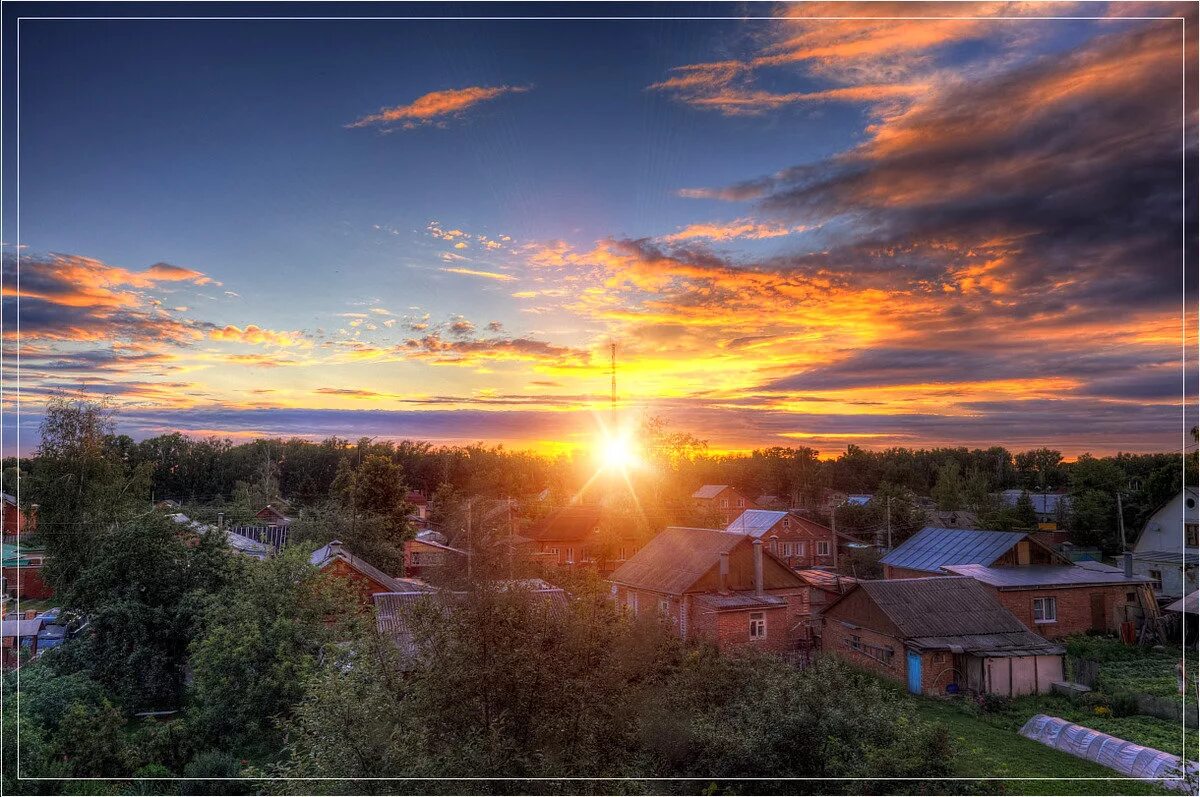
[209,324,307,347]
[440,267,518,282]
[663,218,806,243]
[348,85,531,129]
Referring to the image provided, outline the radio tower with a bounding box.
[610,341,617,427]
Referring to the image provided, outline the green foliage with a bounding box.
[932,461,963,510]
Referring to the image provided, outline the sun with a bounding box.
[600,432,641,472]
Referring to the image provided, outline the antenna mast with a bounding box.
[610,341,617,427]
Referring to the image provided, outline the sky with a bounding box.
[2,1,1197,458]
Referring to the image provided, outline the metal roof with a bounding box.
[1134,550,1200,565]
[311,541,405,593]
[523,505,603,542]
[943,563,1149,588]
[1,618,43,638]
[692,485,731,500]
[908,631,1064,656]
[724,510,789,537]
[1165,590,1199,615]
[1000,491,1072,515]
[846,494,873,506]
[1,492,16,505]
[855,577,1041,640]
[692,593,787,610]
[880,527,1032,573]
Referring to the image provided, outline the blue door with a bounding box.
[906,651,922,694]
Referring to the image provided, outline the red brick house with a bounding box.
[255,504,292,526]
[879,527,1070,579]
[608,526,809,653]
[523,505,643,572]
[942,562,1150,638]
[692,485,757,526]
[311,540,405,608]
[1,545,52,600]
[725,510,842,569]
[2,493,35,540]
[821,576,1064,697]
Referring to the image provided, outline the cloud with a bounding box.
[662,218,807,243]
[348,85,531,130]
[440,267,518,282]
[401,333,590,367]
[209,324,307,348]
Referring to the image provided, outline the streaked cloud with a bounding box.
[348,85,531,130]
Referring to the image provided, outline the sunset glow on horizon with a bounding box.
[3,4,1196,458]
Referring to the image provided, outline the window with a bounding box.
[816,541,831,556]
[1149,569,1164,591]
[847,634,892,663]
[627,592,639,615]
[782,518,791,529]
[410,552,422,565]
[797,542,806,558]
[1187,524,1199,548]
[749,612,767,639]
[619,546,627,560]
[659,598,670,616]
[1033,597,1057,623]
[548,547,559,556]
[737,498,746,508]
[782,542,794,557]
[565,547,575,563]
[720,498,729,508]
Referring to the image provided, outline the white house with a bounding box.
[1132,488,1198,599]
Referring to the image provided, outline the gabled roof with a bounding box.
[837,577,1063,655]
[609,526,743,595]
[1,492,17,506]
[880,527,1067,573]
[692,485,732,500]
[524,505,603,542]
[1,618,43,638]
[725,510,789,537]
[1165,590,1199,615]
[311,540,405,593]
[943,563,1148,588]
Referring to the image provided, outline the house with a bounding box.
[1,493,36,540]
[255,504,292,527]
[406,491,429,521]
[724,510,840,569]
[1132,488,1199,599]
[692,485,756,525]
[404,533,466,579]
[1,614,43,670]
[821,576,1064,696]
[0,544,52,599]
[608,526,809,652]
[879,527,1071,579]
[942,562,1150,638]
[311,540,406,607]
[999,490,1072,526]
[523,505,641,571]
[925,509,979,530]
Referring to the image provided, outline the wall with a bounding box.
[1131,559,1197,600]
[883,565,938,580]
[321,559,392,608]
[1,566,53,599]
[991,584,1139,638]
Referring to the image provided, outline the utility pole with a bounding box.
[886,495,893,550]
[1117,491,1127,551]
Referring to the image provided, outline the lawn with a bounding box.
[1064,634,1196,705]
[912,698,1176,796]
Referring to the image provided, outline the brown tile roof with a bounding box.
[608,526,743,595]
[523,505,603,542]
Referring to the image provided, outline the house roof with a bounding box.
[1165,590,1199,615]
[1000,491,1072,515]
[692,592,787,610]
[1,618,43,638]
[846,494,872,506]
[943,563,1149,589]
[880,527,1066,573]
[608,526,744,594]
[225,530,271,559]
[1,492,16,506]
[311,540,405,593]
[795,568,857,592]
[407,538,466,555]
[725,510,789,537]
[1134,550,1200,565]
[692,485,732,500]
[524,505,603,542]
[842,577,1063,655]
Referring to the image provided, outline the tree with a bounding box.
[1013,490,1039,529]
[931,461,963,511]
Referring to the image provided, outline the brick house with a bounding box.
[523,505,643,572]
[821,576,1064,697]
[311,540,406,608]
[942,562,1151,638]
[1,545,52,600]
[725,509,841,569]
[608,526,809,653]
[692,486,757,526]
[880,527,1071,579]
[2,493,36,541]
[1,615,43,670]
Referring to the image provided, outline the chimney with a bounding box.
[769,534,779,555]
[217,512,225,529]
[1123,551,1133,579]
[753,539,764,597]
[718,551,730,594]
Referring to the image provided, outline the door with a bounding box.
[906,651,922,694]
[1090,592,1106,630]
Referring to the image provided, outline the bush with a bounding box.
[180,751,242,796]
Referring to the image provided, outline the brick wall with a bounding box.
[883,565,938,579]
[822,619,960,695]
[990,583,1137,638]
[611,584,807,651]
[1,566,52,599]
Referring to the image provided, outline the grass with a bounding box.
[1064,634,1196,705]
[912,697,1176,795]
[5,597,56,615]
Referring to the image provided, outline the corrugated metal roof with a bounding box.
[1134,550,1200,565]
[943,563,1148,588]
[880,527,1032,572]
[1165,590,1199,615]
[724,510,789,537]
[609,526,743,595]
[908,631,1064,656]
[692,485,730,500]
[858,576,1034,638]
[312,541,405,593]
